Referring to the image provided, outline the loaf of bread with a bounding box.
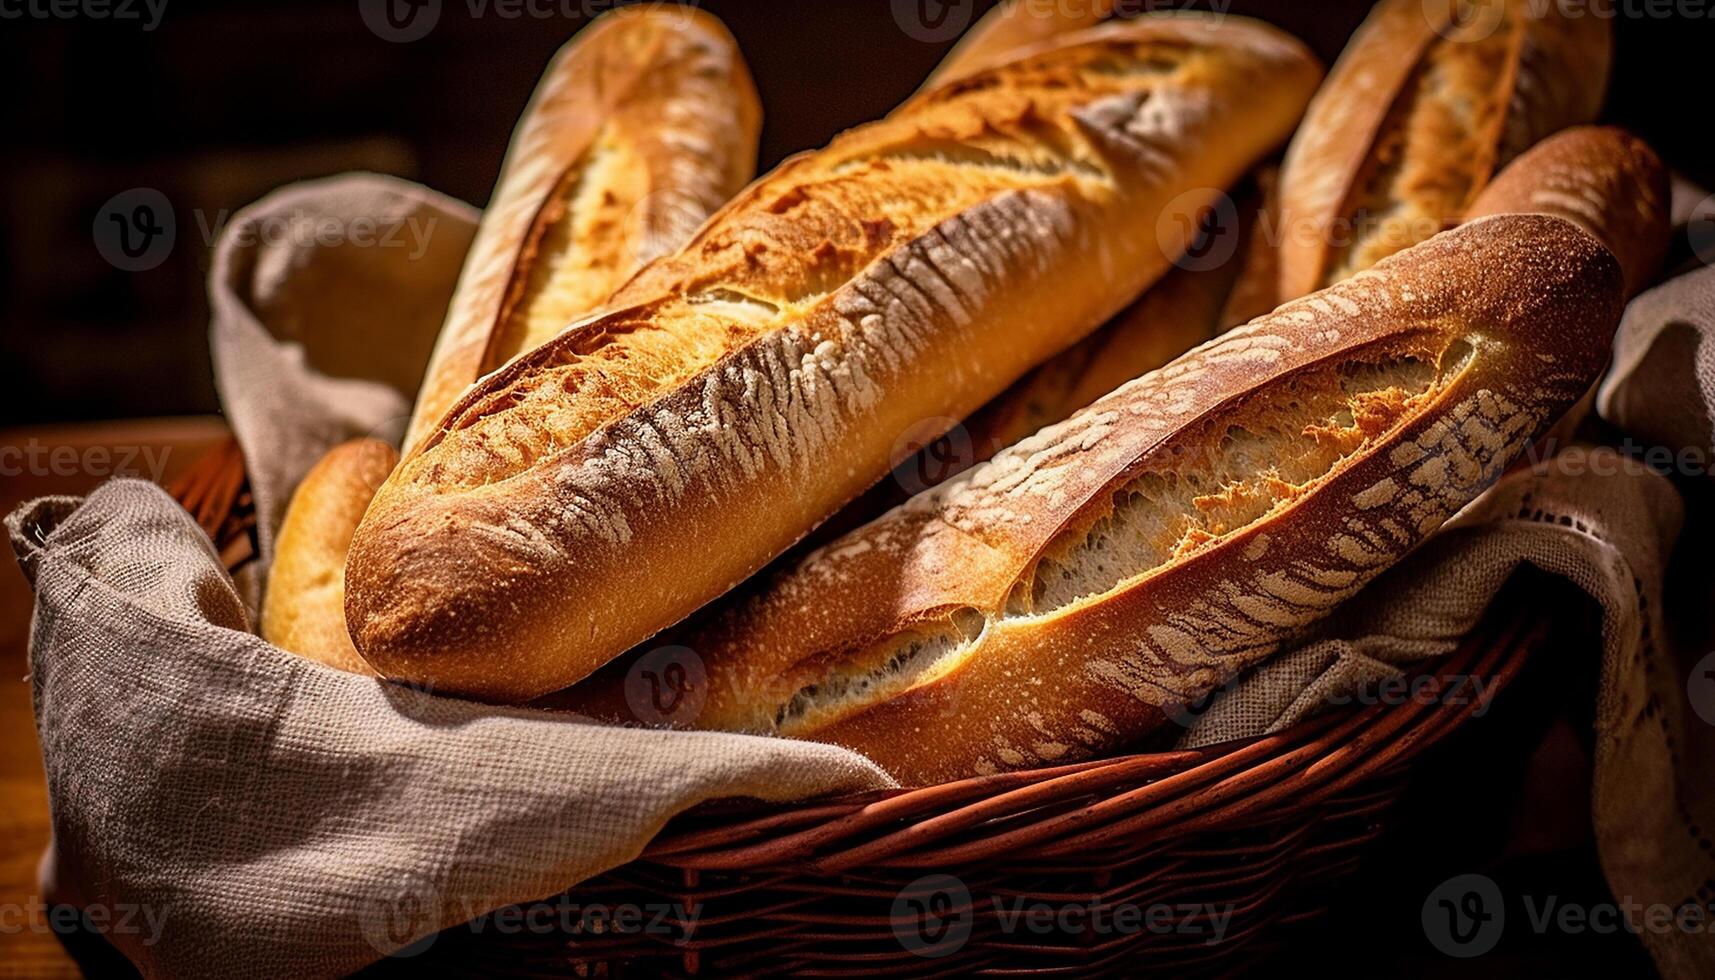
[261,439,398,675]
[345,15,1324,701]
[404,6,761,452]
[928,0,1117,84]
[1276,0,1610,302]
[1465,126,1668,297]
[1467,126,1669,449]
[639,214,1622,784]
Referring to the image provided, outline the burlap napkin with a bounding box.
[9,172,1714,978]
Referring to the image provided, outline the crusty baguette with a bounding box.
[643,214,1622,784]
[346,15,1324,702]
[1467,126,1669,450]
[1276,0,1610,302]
[261,439,399,675]
[1465,126,1669,298]
[927,0,1117,85]
[403,6,761,452]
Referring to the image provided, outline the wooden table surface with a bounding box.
[0,418,231,978]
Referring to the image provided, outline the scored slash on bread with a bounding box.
[1276,0,1611,303]
[654,214,1623,785]
[345,15,1325,702]
[403,6,762,453]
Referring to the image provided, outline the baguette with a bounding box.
[1466,126,1669,449]
[403,6,761,452]
[1465,126,1669,298]
[346,15,1324,701]
[648,214,1622,784]
[1276,0,1610,302]
[261,439,398,675]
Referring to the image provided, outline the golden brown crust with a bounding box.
[659,214,1622,785]
[403,7,761,452]
[795,189,1255,549]
[346,15,1324,702]
[1276,0,1610,302]
[1466,126,1669,297]
[261,439,399,676]
[927,0,1117,85]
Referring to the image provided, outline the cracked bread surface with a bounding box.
[345,15,1323,701]
[665,214,1623,784]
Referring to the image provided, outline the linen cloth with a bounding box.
[10,173,1714,978]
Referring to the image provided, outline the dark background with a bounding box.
[1,0,1709,425]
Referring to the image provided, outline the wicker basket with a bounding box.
[169,441,1569,978]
